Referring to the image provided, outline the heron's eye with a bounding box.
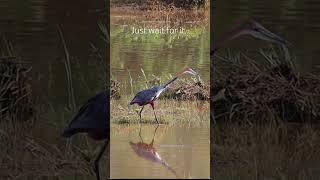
[253,27,259,31]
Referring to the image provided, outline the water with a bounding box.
[110,124,210,179]
[110,8,210,178]
[213,0,320,74]
[110,9,210,94]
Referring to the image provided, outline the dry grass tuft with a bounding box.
[0,36,33,123]
[212,48,320,124]
[110,1,209,28]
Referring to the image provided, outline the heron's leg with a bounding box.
[139,106,145,123]
[150,124,159,145]
[94,140,108,180]
[139,123,143,142]
[150,102,159,124]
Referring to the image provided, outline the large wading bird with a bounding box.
[130,68,197,124]
[210,20,289,121]
[210,20,289,57]
[62,91,109,180]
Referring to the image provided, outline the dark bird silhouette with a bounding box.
[129,68,197,124]
[211,20,289,56]
[62,91,109,180]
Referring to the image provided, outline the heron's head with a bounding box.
[181,67,198,76]
[235,20,289,46]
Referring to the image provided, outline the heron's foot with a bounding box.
[155,118,159,124]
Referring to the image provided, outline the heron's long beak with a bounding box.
[260,28,289,46]
[186,68,198,76]
[251,24,289,46]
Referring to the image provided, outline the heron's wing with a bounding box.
[130,88,158,104]
[62,91,109,139]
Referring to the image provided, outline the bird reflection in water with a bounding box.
[129,125,178,178]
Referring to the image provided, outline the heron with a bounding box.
[211,20,289,56]
[210,20,289,122]
[62,91,109,180]
[130,67,198,124]
[210,20,289,100]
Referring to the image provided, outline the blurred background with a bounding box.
[0,0,109,179]
[213,0,320,73]
[212,0,320,179]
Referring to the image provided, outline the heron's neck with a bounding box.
[162,77,178,89]
[211,23,245,56]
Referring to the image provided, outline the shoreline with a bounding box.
[111,99,210,125]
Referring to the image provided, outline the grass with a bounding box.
[110,0,210,10]
[111,66,210,125]
[110,0,209,39]
[111,74,209,101]
[111,96,209,125]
